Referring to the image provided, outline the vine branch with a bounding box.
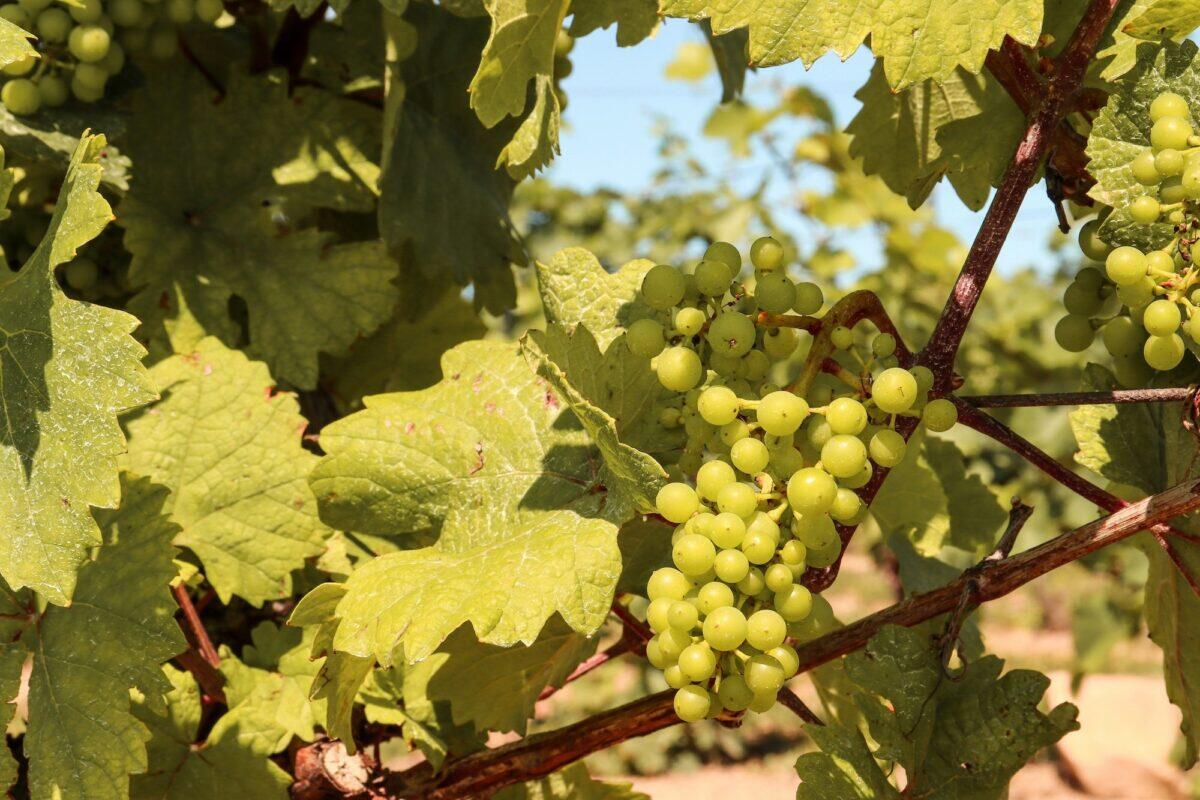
[961,387,1195,408]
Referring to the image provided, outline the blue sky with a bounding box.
[545,18,1065,276]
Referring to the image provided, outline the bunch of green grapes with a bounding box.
[1057,91,1200,385]
[0,0,224,115]
[630,237,959,722]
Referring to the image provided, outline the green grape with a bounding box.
[803,416,832,451]
[678,642,717,681]
[1151,116,1192,151]
[1078,219,1111,261]
[755,272,795,314]
[705,240,741,273]
[100,42,126,75]
[657,626,692,660]
[656,482,699,523]
[830,326,853,350]
[673,685,711,722]
[763,563,793,593]
[780,540,806,567]
[702,606,747,651]
[1161,176,1187,204]
[1105,246,1146,285]
[165,0,193,22]
[787,467,836,515]
[70,0,103,22]
[1156,148,1185,177]
[789,595,835,641]
[921,398,957,432]
[35,6,68,40]
[716,482,757,518]
[663,664,689,689]
[673,306,705,336]
[1151,91,1190,121]
[748,690,778,713]
[1054,314,1095,352]
[622,318,665,360]
[719,419,750,447]
[694,258,733,296]
[709,352,743,378]
[808,534,846,568]
[793,512,837,550]
[63,257,99,290]
[744,654,785,694]
[696,459,735,500]
[0,5,30,28]
[910,365,934,394]
[707,310,756,357]
[1132,149,1161,185]
[1144,299,1181,336]
[69,74,102,102]
[1144,333,1185,371]
[698,386,740,426]
[793,281,823,314]
[730,438,769,474]
[648,567,691,601]
[767,645,799,678]
[716,675,753,712]
[1062,281,1101,316]
[69,24,111,62]
[697,581,735,615]
[1102,316,1144,356]
[673,533,716,576]
[1113,353,1154,387]
[737,566,765,596]
[668,600,699,631]
[656,346,703,392]
[751,235,784,271]
[747,509,779,538]
[1,78,38,115]
[660,407,682,429]
[757,390,809,435]
[119,26,148,52]
[826,397,867,435]
[868,428,906,467]
[820,434,867,478]
[37,75,68,107]
[16,0,51,15]
[714,547,749,582]
[1188,313,1200,342]
[741,529,776,564]
[872,333,896,358]
[1184,168,1200,199]
[871,367,918,414]
[642,264,686,309]
[109,0,144,25]
[1076,266,1105,291]
[195,0,222,22]
[1146,250,1175,274]
[1117,276,1156,308]
[647,597,673,633]
[774,584,813,622]
[645,637,671,669]
[829,487,861,522]
[75,63,108,91]
[1129,196,1161,225]
[762,326,798,359]
[0,55,31,78]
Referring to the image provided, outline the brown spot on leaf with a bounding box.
[405,422,416,434]
[544,390,559,410]
[469,442,485,475]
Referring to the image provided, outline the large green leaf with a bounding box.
[0,18,33,67]
[470,0,569,127]
[380,3,524,314]
[132,666,291,799]
[27,475,185,800]
[310,340,626,663]
[796,626,1078,799]
[568,0,658,45]
[659,0,1042,88]
[1069,363,1200,763]
[0,134,156,604]
[123,337,329,604]
[1087,40,1199,250]
[847,61,1024,211]
[535,247,656,348]
[121,65,394,388]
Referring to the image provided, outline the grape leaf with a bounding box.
[325,288,486,413]
[121,65,394,388]
[471,0,570,129]
[380,3,525,314]
[0,18,33,67]
[522,323,669,515]
[847,60,1023,211]
[535,247,656,348]
[1069,363,1200,763]
[568,0,658,46]
[426,619,597,733]
[0,644,22,791]
[1087,40,1199,250]
[704,23,750,103]
[0,134,156,604]
[658,0,1042,88]
[0,104,130,189]
[497,74,562,179]
[797,625,1078,799]
[309,340,624,663]
[133,666,291,799]
[123,337,329,605]
[1125,0,1200,38]
[495,763,648,799]
[27,475,185,800]
[616,516,673,594]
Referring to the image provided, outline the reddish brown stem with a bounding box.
[962,387,1194,408]
[172,583,220,667]
[922,0,1121,388]
[777,686,824,726]
[537,635,635,701]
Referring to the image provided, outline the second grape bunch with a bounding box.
[630,237,957,721]
[0,0,223,115]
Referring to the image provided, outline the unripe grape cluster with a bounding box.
[1057,91,1200,384]
[0,0,224,115]
[631,237,958,722]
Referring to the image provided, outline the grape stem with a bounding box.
[960,387,1195,408]
[776,686,824,725]
[364,479,1200,800]
[921,0,1122,390]
[170,583,227,705]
